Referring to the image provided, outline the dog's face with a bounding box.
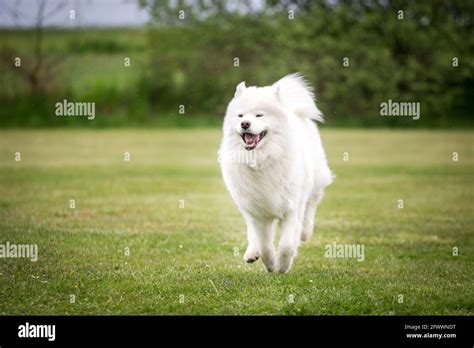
[223,82,287,151]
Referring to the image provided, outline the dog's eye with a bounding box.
[256,114,264,117]
[238,114,243,118]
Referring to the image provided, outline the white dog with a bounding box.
[219,73,333,273]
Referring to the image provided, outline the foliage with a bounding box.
[0,0,473,127]
[144,0,474,127]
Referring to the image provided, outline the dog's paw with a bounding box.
[276,247,295,273]
[276,259,292,273]
[263,260,275,273]
[300,230,310,242]
[260,249,276,272]
[300,221,314,242]
[243,246,260,263]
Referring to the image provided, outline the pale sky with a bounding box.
[0,0,150,28]
[0,0,269,28]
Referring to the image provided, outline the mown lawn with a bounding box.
[0,129,472,315]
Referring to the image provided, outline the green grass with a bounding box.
[0,129,473,315]
[0,29,148,96]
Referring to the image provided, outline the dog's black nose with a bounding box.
[241,121,251,130]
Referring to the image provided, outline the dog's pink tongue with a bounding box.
[244,133,258,145]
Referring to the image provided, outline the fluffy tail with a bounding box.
[273,73,324,122]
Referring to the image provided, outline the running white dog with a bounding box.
[219,73,333,273]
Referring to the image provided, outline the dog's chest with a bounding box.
[227,162,293,218]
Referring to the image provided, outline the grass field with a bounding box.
[0,129,473,315]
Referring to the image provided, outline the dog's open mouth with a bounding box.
[241,131,267,150]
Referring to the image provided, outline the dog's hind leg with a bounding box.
[300,189,324,242]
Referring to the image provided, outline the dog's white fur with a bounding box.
[219,73,332,273]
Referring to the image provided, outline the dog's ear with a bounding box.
[234,81,246,98]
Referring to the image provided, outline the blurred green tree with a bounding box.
[142,0,474,126]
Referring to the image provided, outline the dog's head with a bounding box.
[223,74,323,152]
[223,81,288,151]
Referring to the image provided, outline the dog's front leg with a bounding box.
[244,214,275,272]
[276,211,301,273]
[242,214,260,263]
